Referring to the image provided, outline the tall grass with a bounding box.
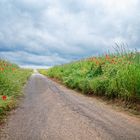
[0,60,32,120]
[40,48,140,103]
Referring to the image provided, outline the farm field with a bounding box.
[0,60,32,121]
[39,50,140,110]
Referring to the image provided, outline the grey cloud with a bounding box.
[0,0,140,67]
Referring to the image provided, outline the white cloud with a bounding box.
[0,0,140,67]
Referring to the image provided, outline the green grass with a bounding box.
[0,60,32,121]
[39,51,140,105]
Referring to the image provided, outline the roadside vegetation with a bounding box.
[39,48,140,110]
[0,60,32,122]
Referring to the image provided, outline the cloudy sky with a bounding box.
[0,0,140,67]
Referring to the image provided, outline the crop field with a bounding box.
[40,49,140,106]
[0,60,32,121]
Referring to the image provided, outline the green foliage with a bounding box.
[0,60,32,121]
[89,76,109,96]
[40,51,140,102]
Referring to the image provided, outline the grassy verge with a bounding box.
[0,60,32,122]
[39,50,140,111]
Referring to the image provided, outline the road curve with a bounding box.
[0,73,140,140]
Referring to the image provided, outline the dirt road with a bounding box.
[0,73,140,140]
